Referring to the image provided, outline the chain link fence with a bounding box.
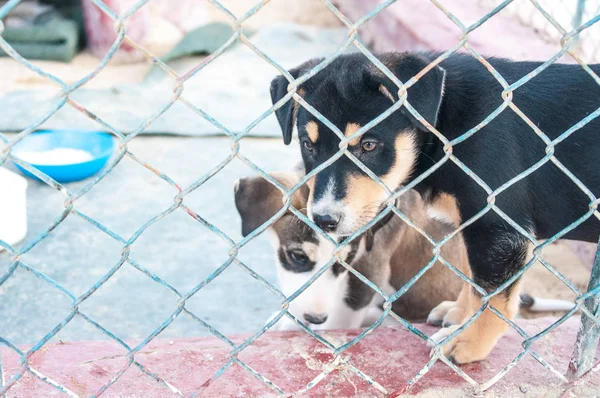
[480,0,600,63]
[0,0,599,396]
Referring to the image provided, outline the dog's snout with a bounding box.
[304,313,328,325]
[313,214,340,232]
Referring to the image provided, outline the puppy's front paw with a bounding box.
[428,323,500,364]
[442,306,465,327]
[427,301,456,326]
[428,325,460,347]
[363,306,385,326]
[441,336,495,364]
[428,286,519,364]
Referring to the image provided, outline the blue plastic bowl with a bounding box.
[12,130,116,183]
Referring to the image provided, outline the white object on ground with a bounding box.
[528,297,576,312]
[0,167,28,252]
[16,148,94,165]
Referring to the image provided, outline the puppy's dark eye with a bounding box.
[289,250,309,265]
[303,141,314,151]
[279,248,314,272]
[361,140,378,152]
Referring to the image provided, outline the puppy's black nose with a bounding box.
[313,214,339,232]
[304,313,328,325]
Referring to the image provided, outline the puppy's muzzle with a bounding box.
[313,213,341,232]
[304,313,328,325]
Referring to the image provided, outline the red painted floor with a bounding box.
[2,317,598,397]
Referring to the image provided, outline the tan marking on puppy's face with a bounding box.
[379,85,396,103]
[306,176,316,216]
[381,132,418,188]
[306,121,319,143]
[341,131,418,231]
[343,175,385,228]
[344,123,362,147]
[301,241,318,262]
[291,88,306,128]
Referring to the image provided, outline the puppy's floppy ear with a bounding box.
[395,188,424,215]
[270,58,324,145]
[270,74,294,145]
[363,53,446,131]
[234,172,308,237]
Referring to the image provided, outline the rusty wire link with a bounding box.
[0,0,599,396]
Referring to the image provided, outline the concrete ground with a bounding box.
[1,135,302,345]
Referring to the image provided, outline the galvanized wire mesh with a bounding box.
[0,0,599,396]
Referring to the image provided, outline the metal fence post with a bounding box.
[567,236,600,380]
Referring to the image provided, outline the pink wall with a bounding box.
[331,0,568,62]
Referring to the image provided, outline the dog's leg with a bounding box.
[430,231,529,364]
[430,281,522,363]
[427,301,456,326]
[427,283,470,326]
[443,283,470,327]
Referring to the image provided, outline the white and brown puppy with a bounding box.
[234,171,468,330]
[234,171,575,331]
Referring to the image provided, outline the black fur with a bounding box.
[278,247,316,273]
[270,52,600,294]
[270,59,323,145]
[277,223,360,275]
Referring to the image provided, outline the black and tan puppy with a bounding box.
[269,52,600,363]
